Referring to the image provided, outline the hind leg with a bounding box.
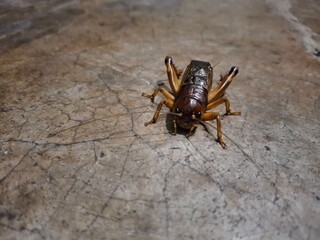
[165,56,181,95]
[208,66,239,103]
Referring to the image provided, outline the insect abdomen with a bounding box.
[175,85,208,109]
[181,60,213,91]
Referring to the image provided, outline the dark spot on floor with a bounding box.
[0,209,18,221]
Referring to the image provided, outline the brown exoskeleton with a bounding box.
[142,56,240,148]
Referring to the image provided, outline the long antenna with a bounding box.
[166,112,183,117]
[191,116,215,136]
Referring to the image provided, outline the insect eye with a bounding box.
[196,112,202,118]
[176,108,180,113]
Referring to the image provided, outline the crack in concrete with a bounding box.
[0,0,319,239]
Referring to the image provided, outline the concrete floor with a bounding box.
[0,0,320,239]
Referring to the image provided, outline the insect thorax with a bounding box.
[181,60,213,90]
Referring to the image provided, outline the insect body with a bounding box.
[142,56,240,148]
[173,60,212,130]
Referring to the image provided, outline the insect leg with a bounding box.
[142,87,175,103]
[202,112,227,148]
[172,119,177,135]
[208,66,239,103]
[165,56,181,95]
[172,63,183,79]
[144,98,174,126]
[186,124,198,138]
[206,97,241,116]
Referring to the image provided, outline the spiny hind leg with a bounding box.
[208,66,239,103]
[142,87,175,103]
[144,98,174,126]
[165,56,181,95]
[202,111,227,148]
[172,62,183,79]
[206,97,241,116]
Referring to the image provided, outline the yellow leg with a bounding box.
[165,56,181,95]
[208,66,239,103]
[207,97,241,116]
[202,112,227,148]
[144,98,174,126]
[172,64,183,79]
[142,87,175,103]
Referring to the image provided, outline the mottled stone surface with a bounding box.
[0,0,319,239]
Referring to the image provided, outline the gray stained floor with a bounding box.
[0,0,320,239]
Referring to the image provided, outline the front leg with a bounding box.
[202,112,227,148]
[186,124,198,138]
[172,119,177,135]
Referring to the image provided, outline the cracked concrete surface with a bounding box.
[0,0,319,239]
